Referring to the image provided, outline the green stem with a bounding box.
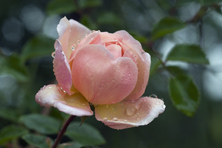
[52,115,76,148]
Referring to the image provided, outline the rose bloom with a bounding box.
[35,17,165,130]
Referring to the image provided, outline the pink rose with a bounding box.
[35,17,165,130]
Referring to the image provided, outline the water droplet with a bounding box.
[112,117,118,121]
[135,104,141,110]
[162,105,166,109]
[48,86,52,89]
[71,46,75,50]
[103,117,108,121]
[60,87,67,93]
[150,94,158,98]
[126,106,137,116]
[51,52,55,58]
[77,40,80,44]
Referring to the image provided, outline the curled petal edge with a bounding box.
[95,96,165,130]
[57,17,91,59]
[53,40,73,95]
[35,84,93,117]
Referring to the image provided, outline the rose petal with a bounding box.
[124,50,151,100]
[53,40,73,95]
[69,31,103,63]
[95,97,165,130]
[100,32,117,43]
[114,31,151,100]
[71,44,138,105]
[35,84,93,116]
[106,44,122,59]
[57,17,90,59]
[114,30,144,54]
[77,31,103,47]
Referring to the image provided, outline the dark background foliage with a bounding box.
[0,0,222,148]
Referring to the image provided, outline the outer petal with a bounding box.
[57,17,91,59]
[53,40,73,95]
[72,44,138,105]
[95,97,165,130]
[35,84,93,116]
[115,31,151,100]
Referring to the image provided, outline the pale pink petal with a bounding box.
[71,44,138,105]
[124,50,151,100]
[100,32,117,43]
[95,97,165,130]
[106,44,122,59]
[114,30,151,100]
[57,17,91,59]
[77,31,103,47]
[114,30,144,54]
[53,40,73,95]
[35,84,93,116]
[69,31,104,63]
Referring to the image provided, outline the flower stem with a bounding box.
[52,115,76,148]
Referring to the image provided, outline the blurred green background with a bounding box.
[0,0,222,148]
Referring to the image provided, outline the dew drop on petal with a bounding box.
[135,103,141,110]
[149,94,158,98]
[103,117,108,121]
[112,117,118,121]
[162,104,166,109]
[126,106,137,116]
[51,52,55,58]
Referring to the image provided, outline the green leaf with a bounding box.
[20,114,61,134]
[97,12,122,26]
[59,142,83,148]
[78,0,102,9]
[22,134,52,148]
[166,44,209,64]
[166,66,186,76]
[80,116,89,126]
[80,15,97,30]
[65,122,106,145]
[151,17,186,40]
[81,146,101,148]
[0,54,28,82]
[169,75,200,116]
[0,125,28,144]
[150,56,162,77]
[198,0,222,5]
[0,108,19,122]
[47,0,77,15]
[21,35,54,62]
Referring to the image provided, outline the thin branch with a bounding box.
[52,115,76,148]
